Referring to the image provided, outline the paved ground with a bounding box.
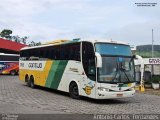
[142,88,160,96]
[0,75,160,115]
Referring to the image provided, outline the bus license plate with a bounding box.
[117,94,123,97]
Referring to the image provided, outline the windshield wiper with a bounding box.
[121,68,131,82]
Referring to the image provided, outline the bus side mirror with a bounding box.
[95,52,102,68]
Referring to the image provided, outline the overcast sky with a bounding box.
[0,0,159,46]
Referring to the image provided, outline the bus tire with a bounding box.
[25,75,30,87]
[27,79,31,87]
[10,70,16,76]
[30,76,35,89]
[69,82,80,99]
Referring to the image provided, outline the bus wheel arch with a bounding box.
[30,75,35,88]
[25,74,31,87]
[25,74,29,82]
[69,81,80,99]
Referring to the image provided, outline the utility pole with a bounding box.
[152,29,154,58]
[151,29,154,76]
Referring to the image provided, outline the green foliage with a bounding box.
[135,51,160,58]
[0,29,12,39]
[151,76,160,83]
[0,29,29,44]
[29,41,41,46]
[0,29,41,46]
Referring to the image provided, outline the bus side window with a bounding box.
[48,49,52,60]
[44,49,49,59]
[63,45,69,60]
[21,50,27,60]
[82,42,96,81]
[60,45,66,60]
[74,43,80,61]
[40,49,44,58]
[69,43,80,61]
[51,48,55,59]
[53,46,59,60]
[13,56,19,61]
[35,48,40,58]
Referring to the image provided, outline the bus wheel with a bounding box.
[69,82,80,99]
[25,75,30,87]
[27,78,31,87]
[30,77,35,89]
[10,70,16,76]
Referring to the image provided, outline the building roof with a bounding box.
[0,38,27,54]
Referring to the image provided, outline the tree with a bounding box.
[0,29,41,46]
[29,41,41,46]
[0,29,12,39]
[21,36,28,44]
[0,29,29,44]
[36,42,41,46]
[12,35,21,43]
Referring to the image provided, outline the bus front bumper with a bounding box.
[96,90,135,99]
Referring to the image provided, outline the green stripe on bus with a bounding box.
[45,60,68,89]
[50,60,68,89]
[45,61,60,88]
[118,84,128,87]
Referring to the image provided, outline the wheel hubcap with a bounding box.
[73,87,78,96]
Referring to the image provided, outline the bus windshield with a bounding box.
[95,43,135,84]
[95,43,132,56]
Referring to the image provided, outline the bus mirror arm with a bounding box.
[132,55,136,59]
[95,52,102,68]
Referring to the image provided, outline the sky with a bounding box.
[0,0,160,46]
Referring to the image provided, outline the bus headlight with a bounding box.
[98,87,109,92]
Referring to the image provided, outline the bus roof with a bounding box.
[21,39,129,51]
[42,40,70,45]
[81,39,129,45]
[0,53,19,56]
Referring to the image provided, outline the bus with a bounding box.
[19,39,136,99]
[0,53,19,75]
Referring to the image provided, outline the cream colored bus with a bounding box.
[19,39,136,99]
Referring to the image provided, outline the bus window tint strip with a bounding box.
[0,55,19,61]
[20,43,80,61]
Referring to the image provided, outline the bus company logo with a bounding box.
[149,58,160,64]
[83,86,93,95]
[28,63,42,68]
[69,67,78,72]
[83,81,95,95]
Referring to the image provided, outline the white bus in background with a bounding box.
[19,39,136,99]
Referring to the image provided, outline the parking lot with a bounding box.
[0,75,160,114]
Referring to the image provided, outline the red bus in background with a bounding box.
[0,53,19,75]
